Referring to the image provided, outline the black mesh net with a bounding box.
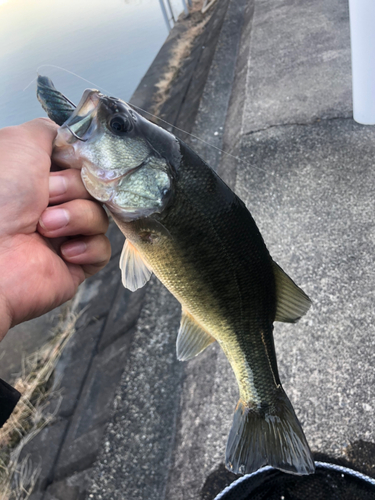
[214,462,375,500]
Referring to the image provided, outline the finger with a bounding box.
[0,118,58,184]
[38,199,109,237]
[0,118,58,157]
[19,118,59,157]
[49,169,93,205]
[0,119,59,231]
[60,234,111,277]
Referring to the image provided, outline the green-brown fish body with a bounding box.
[37,76,314,475]
[119,144,278,398]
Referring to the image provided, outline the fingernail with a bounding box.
[39,208,69,231]
[61,241,87,257]
[49,175,67,198]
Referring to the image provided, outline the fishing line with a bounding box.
[130,103,269,174]
[23,64,113,94]
[26,65,268,175]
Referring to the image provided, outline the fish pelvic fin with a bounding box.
[225,388,315,476]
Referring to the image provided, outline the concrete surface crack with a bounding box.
[244,115,353,136]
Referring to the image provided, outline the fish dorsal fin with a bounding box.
[272,261,311,323]
[177,310,215,361]
[119,240,152,291]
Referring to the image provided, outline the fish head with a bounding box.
[53,89,178,221]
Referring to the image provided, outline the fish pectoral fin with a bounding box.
[176,310,215,361]
[272,261,311,323]
[119,240,152,292]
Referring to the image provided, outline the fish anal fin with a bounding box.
[177,310,215,361]
[226,388,315,475]
[119,240,152,292]
[272,261,311,323]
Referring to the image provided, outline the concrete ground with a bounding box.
[8,0,375,498]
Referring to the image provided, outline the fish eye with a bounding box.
[108,115,131,135]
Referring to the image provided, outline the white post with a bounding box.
[349,0,375,124]
[165,0,175,22]
[159,0,171,32]
[181,0,189,15]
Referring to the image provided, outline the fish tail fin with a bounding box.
[225,388,315,476]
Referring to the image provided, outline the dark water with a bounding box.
[0,0,182,129]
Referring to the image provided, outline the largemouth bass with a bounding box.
[37,75,314,475]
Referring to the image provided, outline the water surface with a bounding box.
[0,0,182,128]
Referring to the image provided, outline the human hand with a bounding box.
[0,118,111,340]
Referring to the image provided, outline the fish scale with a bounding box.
[37,75,314,476]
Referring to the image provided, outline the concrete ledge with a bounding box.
[44,468,93,500]
[54,331,136,481]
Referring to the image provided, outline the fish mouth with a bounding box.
[52,89,101,168]
[65,90,100,141]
